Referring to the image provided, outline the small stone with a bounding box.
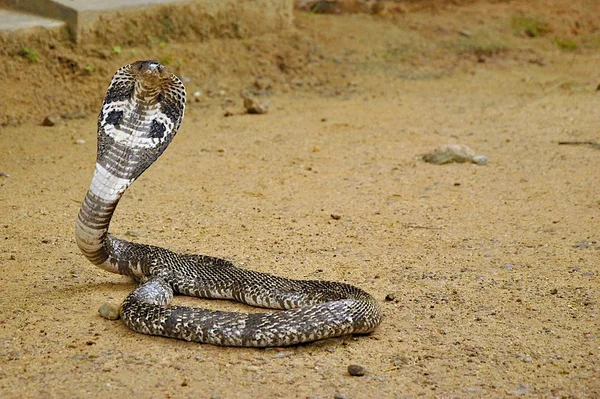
[253,77,271,91]
[274,351,294,359]
[549,288,558,295]
[508,385,530,396]
[0,172,9,177]
[347,364,366,376]
[459,29,472,37]
[243,96,269,114]
[330,214,341,220]
[193,91,202,98]
[422,144,486,165]
[98,303,120,320]
[125,230,142,237]
[385,293,396,301]
[502,263,513,270]
[181,378,188,387]
[245,365,260,372]
[392,356,410,366]
[42,116,58,126]
[334,394,347,399]
[472,155,488,165]
[74,139,86,145]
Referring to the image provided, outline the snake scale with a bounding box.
[75,61,382,347]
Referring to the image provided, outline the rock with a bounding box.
[334,394,347,399]
[507,384,530,396]
[98,303,120,320]
[330,214,341,220]
[422,144,487,165]
[385,293,396,301]
[347,364,366,376]
[42,116,58,126]
[253,77,272,91]
[242,94,269,115]
[393,356,410,366]
[74,139,86,145]
[472,155,488,165]
[274,351,294,359]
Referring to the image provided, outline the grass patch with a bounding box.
[554,37,578,51]
[20,47,39,63]
[456,35,508,57]
[511,15,550,37]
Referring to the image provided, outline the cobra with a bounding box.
[75,60,382,347]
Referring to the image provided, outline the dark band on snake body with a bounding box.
[75,60,382,347]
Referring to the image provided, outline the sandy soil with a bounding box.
[1,1,599,398]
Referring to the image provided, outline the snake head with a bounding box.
[96,60,186,184]
[130,60,173,88]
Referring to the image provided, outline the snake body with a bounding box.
[75,61,382,347]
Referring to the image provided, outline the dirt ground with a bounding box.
[1,1,599,398]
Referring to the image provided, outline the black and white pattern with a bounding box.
[75,60,382,347]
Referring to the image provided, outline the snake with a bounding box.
[75,60,382,347]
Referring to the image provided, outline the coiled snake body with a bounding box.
[75,61,382,347]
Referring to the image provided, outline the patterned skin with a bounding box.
[75,61,382,347]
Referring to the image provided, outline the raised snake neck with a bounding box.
[75,60,382,347]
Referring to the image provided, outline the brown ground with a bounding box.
[1,1,599,398]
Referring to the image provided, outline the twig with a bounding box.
[558,140,600,149]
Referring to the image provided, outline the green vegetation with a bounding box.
[84,64,95,73]
[159,55,173,66]
[112,45,122,54]
[511,15,550,37]
[554,37,578,51]
[20,47,39,63]
[457,35,508,57]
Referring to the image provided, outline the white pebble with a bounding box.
[472,155,488,165]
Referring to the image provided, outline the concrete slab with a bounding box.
[3,0,293,43]
[0,8,64,31]
[51,0,194,12]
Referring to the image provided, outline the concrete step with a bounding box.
[0,7,64,32]
[2,0,293,43]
